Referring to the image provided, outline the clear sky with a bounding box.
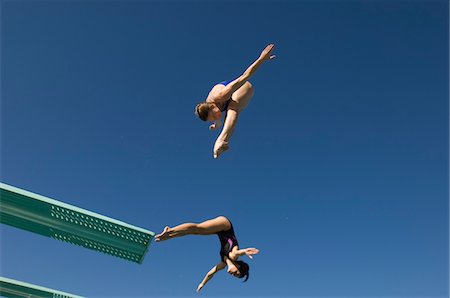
[1,0,448,297]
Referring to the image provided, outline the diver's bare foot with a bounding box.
[213,140,230,159]
[155,226,170,242]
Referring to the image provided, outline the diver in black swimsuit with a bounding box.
[155,216,259,292]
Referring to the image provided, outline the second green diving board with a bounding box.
[0,276,83,298]
[0,182,155,264]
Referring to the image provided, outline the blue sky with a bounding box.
[1,0,448,297]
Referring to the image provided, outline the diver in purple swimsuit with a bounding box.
[217,221,241,262]
[194,44,276,159]
[155,216,260,292]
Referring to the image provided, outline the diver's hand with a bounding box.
[213,139,229,159]
[259,44,276,61]
[196,283,204,292]
[245,248,260,259]
[209,121,222,131]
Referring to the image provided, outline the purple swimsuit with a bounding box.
[217,221,239,261]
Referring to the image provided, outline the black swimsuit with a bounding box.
[217,221,239,261]
[220,100,230,112]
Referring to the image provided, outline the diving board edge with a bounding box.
[0,182,154,236]
[0,182,155,263]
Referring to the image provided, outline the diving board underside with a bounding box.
[0,182,155,264]
[0,277,83,298]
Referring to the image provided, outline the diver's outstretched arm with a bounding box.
[215,44,275,102]
[233,247,260,259]
[197,262,226,292]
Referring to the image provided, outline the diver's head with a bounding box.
[227,260,250,282]
[194,102,221,122]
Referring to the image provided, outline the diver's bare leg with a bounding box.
[214,83,255,158]
[213,109,238,158]
[155,216,231,242]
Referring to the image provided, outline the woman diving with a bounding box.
[155,216,260,292]
[194,44,276,158]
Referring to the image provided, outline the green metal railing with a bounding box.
[0,277,83,298]
[0,182,155,263]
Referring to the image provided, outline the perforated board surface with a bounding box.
[0,182,155,263]
[0,277,84,298]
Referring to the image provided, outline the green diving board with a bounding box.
[0,182,155,264]
[0,276,83,298]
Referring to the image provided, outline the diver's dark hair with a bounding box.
[194,102,210,121]
[235,260,250,282]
